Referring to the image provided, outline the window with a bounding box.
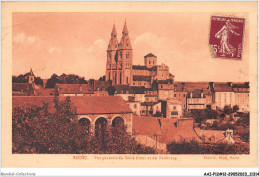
[161,85,163,89]
[149,61,151,64]
[126,52,130,59]
[153,61,155,64]
[171,111,178,115]
[173,106,176,109]
[144,83,146,85]
[120,52,122,59]
[134,104,137,109]
[133,83,135,85]
[179,94,180,97]
[108,53,111,60]
[174,94,176,97]
[183,94,186,97]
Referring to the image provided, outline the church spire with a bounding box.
[107,23,118,51]
[111,23,117,37]
[122,19,128,36]
[119,20,131,50]
[29,68,34,76]
[28,68,35,84]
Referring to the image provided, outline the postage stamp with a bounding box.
[209,16,245,59]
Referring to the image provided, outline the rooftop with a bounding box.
[144,53,157,58]
[12,83,34,96]
[56,84,94,94]
[132,65,157,71]
[213,83,233,92]
[133,75,152,82]
[12,96,132,114]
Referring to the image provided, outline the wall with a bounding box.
[132,69,151,76]
[145,96,158,102]
[167,102,183,118]
[117,93,145,102]
[187,97,206,110]
[77,113,133,134]
[214,92,235,109]
[127,102,141,115]
[158,90,174,100]
[156,64,169,80]
[234,92,249,112]
[174,91,187,109]
[132,81,151,88]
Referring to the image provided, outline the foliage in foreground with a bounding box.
[12,97,155,154]
[167,140,249,154]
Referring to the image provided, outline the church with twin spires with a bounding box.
[105,21,174,88]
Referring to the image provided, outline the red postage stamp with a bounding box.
[209,16,245,59]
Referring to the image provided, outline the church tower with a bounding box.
[117,21,133,85]
[28,68,35,84]
[106,23,119,84]
[105,21,133,85]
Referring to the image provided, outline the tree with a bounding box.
[191,110,208,124]
[223,106,233,115]
[45,74,88,88]
[34,77,43,86]
[99,75,106,81]
[233,105,239,113]
[107,86,116,95]
[79,77,88,84]
[12,95,155,154]
[46,74,59,88]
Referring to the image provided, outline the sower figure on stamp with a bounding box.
[215,20,240,57]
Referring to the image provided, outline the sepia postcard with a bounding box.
[1,1,258,168]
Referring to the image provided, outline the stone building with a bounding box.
[160,99,183,118]
[12,96,133,134]
[232,82,249,112]
[211,82,235,110]
[105,22,174,88]
[106,22,132,85]
[173,82,187,110]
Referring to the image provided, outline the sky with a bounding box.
[12,12,249,82]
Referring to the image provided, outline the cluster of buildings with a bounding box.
[12,21,250,119]
[12,21,250,145]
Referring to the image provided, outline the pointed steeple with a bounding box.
[122,19,128,36]
[107,23,119,51]
[111,23,117,37]
[29,68,34,76]
[119,20,132,49]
